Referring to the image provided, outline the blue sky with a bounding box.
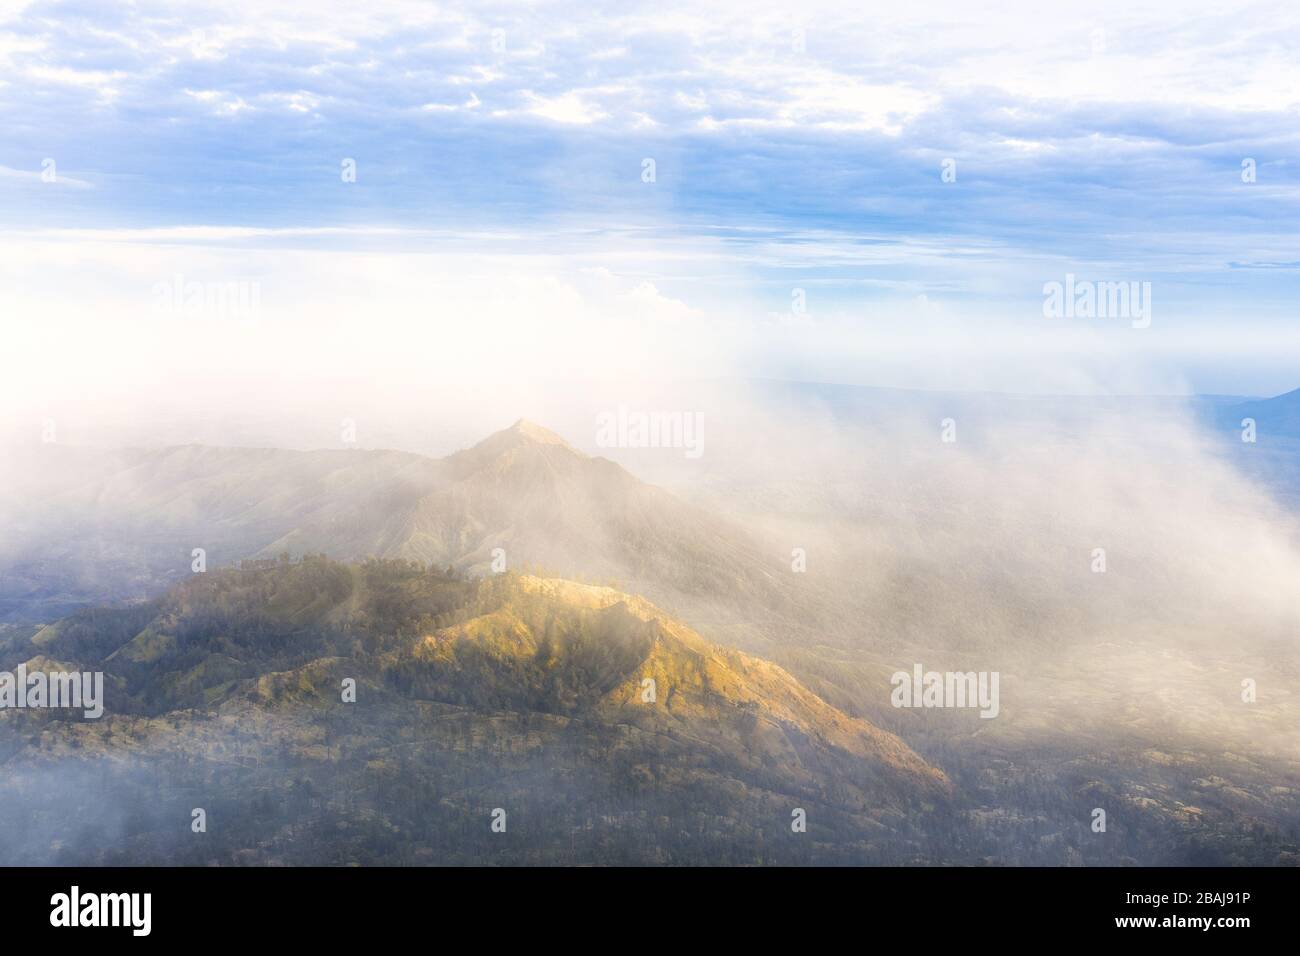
[2,0,1299,404]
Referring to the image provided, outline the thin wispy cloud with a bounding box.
[1,0,1297,394]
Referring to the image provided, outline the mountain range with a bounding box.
[0,557,949,864]
[0,420,820,639]
[1,404,1297,864]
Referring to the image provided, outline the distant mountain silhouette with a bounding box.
[0,420,810,629]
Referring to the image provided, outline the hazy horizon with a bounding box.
[2,0,1298,878]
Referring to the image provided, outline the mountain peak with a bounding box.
[505,419,574,447]
[446,419,587,477]
[414,572,951,801]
